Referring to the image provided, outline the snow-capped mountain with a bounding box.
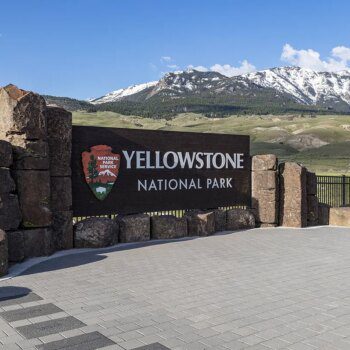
[90,81,157,104]
[98,169,116,177]
[90,67,350,112]
[245,67,350,107]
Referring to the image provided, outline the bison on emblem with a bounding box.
[82,145,120,200]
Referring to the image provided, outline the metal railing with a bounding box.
[73,205,247,223]
[317,175,350,207]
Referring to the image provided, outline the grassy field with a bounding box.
[73,111,350,175]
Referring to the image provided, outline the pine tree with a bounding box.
[88,155,99,183]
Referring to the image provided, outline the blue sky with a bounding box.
[0,0,350,99]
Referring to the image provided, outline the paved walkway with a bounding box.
[1,227,350,349]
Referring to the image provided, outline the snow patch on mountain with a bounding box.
[99,169,116,177]
[91,81,157,104]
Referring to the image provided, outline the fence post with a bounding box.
[342,175,346,207]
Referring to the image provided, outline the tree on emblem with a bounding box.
[88,154,99,183]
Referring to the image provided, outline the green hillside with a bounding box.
[73,111,350,175]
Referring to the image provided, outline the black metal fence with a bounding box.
[317,175,350,207]
[73,205,247,223]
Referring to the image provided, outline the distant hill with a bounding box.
[45,66,350,117]
[44,95,97,112]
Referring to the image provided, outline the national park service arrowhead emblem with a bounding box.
[82,145,120,200]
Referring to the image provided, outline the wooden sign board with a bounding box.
[72,126,251,216]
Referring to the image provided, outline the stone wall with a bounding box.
[0,139,21,275]
[0,85,73,272]
[73,209,256,248]
[252,156,327,228]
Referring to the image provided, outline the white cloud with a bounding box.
[281,43,350,72]
[210,60,256,76]
[160,56,172,63]
[167,64,179,70]
[187,65,208,72]
[187,60,256,76]
[332,46,350,62]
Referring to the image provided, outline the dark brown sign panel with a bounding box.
[72,126,251,216]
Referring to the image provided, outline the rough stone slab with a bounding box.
[0,193,22,231]
[318,203,330,226]
[7,228,53,262]
[16,316,85,339]
[279,162,307,191]
[185,211,215,237]
[0,140,12,167]
[0,230,7,276]
[10,137,49,170]
[281,190,306,209]
[252,154,277,171]
[74,217,118,248]
[252,169,278,224]
[50,177,72,211]
[151,215,187,239]
[24,228,54,258]
[118,214,150,243]
[280,210,308,228]
[52,210,73,250]
[133,343,170,350]
[252,170,277,191]
[0,168,15,193]
[307,195,319,226]
[279,162,307,228]
[329,207,350,227]
[13,170,52,227]
[0,303,62,322]
[0,84,47,140]
[251,190,278,224]
[226,208,255,230]
[214,209,226,232]
[7,230,25,262]
[307,171,317,196]
[36,331,115,350]
[0,292,42,307]
[46,106,72,177]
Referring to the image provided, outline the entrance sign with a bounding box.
[72,126,251,216]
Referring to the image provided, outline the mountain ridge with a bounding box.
[45,66,350,117]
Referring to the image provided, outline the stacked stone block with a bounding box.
[0,230,8,276]
[74,217,118,248]
[329,207,350,226]
[0,140,21,274]
[213,209,226,232]
[0,85,53,262]
[151,215,187,239]
[46,106,73,250]
[185,211,215,236]
[117,214,150,243]
[279,162,307,227]
[226,208,255,230]
[251,154,278,227]
[0,140,21,232]
[306,171,318,226]
[318,203,330,225]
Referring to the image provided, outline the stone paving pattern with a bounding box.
[1,227,350,349]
